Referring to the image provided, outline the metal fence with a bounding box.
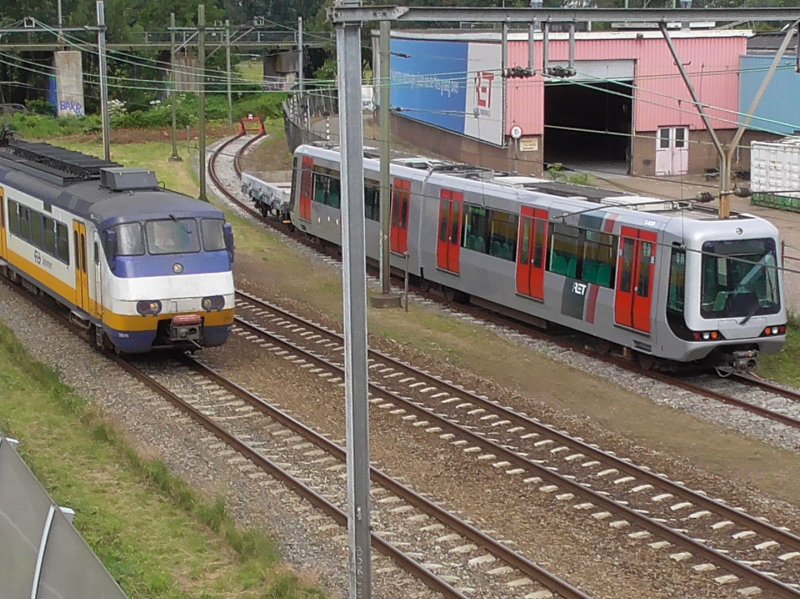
[0,435,127,599]
[283,90,339,152]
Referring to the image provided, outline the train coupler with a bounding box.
[169,314,203,343]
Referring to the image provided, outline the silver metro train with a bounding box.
[282,144,786,374]
[0,139,235,353]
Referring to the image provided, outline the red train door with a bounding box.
[614,226,657,334]
[516,207,549,301]
[436,188,463,274]
[390,178,410,255]
[298,156,313,221]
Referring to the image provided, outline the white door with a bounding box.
[655,127,689,176]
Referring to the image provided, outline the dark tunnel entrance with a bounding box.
[543,79,633,173]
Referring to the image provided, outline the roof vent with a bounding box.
[100,167,159,191]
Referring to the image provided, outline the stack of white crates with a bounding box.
[751,136,800,212]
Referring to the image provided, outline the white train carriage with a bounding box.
[289,144,786,374]
[0,141,236,353]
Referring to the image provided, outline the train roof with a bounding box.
[0,142,223,228]
[299,143,743,224]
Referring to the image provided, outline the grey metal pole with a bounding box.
[170,13,181,161]
[568,22,576,70]
[198,4,206,202]
[57,0,64,44]
[226,19,232,126]
[724,21,798,194]
[379,20,391,296]
[298,16,304,97]
[543,21,550,75]
[502,21,508,77]
[335,0,372,594]
[659,22,727,215]
[528,21,536,73]
[96,1,111,161]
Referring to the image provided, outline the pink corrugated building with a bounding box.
[384,29,751,177]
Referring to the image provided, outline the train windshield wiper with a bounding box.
[169,214,191,234]
[740,302,760,325]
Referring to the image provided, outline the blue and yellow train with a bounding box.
[0,138,235,353]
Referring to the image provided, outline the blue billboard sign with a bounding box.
[391,39,469,136]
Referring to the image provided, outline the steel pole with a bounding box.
[96,1,111,161]
[170,13,181,161]
[298,16,304,97]
[226,19,232,126]
[198,4,206,202]
[659,23,727,215]
[724,22,799,193]
[379,20,391,296]
[335,0,372,594]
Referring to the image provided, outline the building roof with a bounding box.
[747,30,799,54]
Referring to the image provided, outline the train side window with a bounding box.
[8,200,18,236]
[42,217,57,256]
[31,212,44,249]
[328,176,340,209]
[19,206,31,242]
[489,210,518,261]
[582,230,616,288]
[56,223,70,264]
[667,248,685,312]
[364,182,380,221]
[94,242,100,264]
[313,172,327,204]
[549,223,580,278]
[463,205,488,253]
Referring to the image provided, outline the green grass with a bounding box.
[237,61,264,84]
[0,324,325,598]
[756,312,800,386]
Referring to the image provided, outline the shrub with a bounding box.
[232,93,288,121]
[25,99,56,116]
[8,113,102,138]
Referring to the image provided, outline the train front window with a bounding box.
[201,219,226,251]
[145,218,200,255]
[701,238,780,319]
[107,223,144,256]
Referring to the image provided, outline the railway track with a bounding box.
[210,134,800,436]
[114,352,592,599]
[233,289,800,597]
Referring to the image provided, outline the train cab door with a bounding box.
[516,207,549,301]
[73,221,90,315]
[390,178,410,255]
[298,156,313,221]
[614,226,657,334]
[436,188,463,274]
[0,186,6,261]
[92,233,103,317]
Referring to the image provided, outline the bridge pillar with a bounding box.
[52,51,85,117]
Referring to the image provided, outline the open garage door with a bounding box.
[544,60,634,174]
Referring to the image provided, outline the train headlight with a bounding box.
[762,325,787,337]
[692,330,722,341]
[136,300,162,316]
[201,295,225,311]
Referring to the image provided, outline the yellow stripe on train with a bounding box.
[6,248,234,332]
[103,309,235,332]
